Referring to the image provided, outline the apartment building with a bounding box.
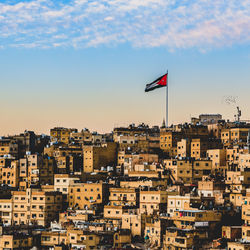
[54,174,80,201]
[109,187,139,206]
[177,139,191,158]
[167,195,201,217]
[140,190,168,215]
[0,199,12,226]
[83,142,117,173]
[68,182,107,211]
[165,158,212,184]
[122,211,146,237]
[0,139,18,158]
[160,130,182,156]
[1,160,19,187]
[207,148,226,171]
[221,127,250,146]
[50,127,78,144]
[12,188,62,226]
[0,234,33,250]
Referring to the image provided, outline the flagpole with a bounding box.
[166,70,168,127]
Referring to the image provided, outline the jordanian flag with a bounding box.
[145,73,168,92]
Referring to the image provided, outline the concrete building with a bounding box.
[12,188,62,226]
[83,142,117,173]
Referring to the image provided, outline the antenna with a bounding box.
[236,106,241,122]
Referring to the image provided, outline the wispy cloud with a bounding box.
[0,0,249,50]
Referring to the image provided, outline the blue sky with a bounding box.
[0,0,249,135]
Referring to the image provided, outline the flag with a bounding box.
[145,73,168,92]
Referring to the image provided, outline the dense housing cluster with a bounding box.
[0,114,250,249]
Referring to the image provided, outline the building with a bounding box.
[140,190,168,215]
[12,188,62,226]
[109,187,139,206]
[83,142,117,173]
[68,182,107,211]
[50,127,78,144]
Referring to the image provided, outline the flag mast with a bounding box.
[166,70,168,127]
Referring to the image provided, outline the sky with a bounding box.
[0,0,249,135]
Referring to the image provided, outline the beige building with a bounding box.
[18,154,55,188]
[0,199,12,226]
[113,229,131,248]
[83,142,117,173]
[54,174,80,201]
[172,209,221,231]
[160,130,182,156]
[120,179,167,189]
[68,182,107,210]
[221,127,249,147]
[41,229,100,250]
[227,242,250,250]
[12,188,62,226]
[0,139,18,158]
[145,217,164,248]
[50,127,77,144]
[177,139,191,158]
[104,205,128,220]
[70,129,92,144]
[167,195,201,217]
[140,190,168,215]
[122,211,146,237]
[1,160,19,187]
[226,171,250,193]
[0,234,33,250]
[67,229,100,250]
[198,179,224,204]
[109,187,138,206]
[207,149,226,171]
[239,153,250,170]
[165,158,212,184]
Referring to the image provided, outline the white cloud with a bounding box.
[0,0,249,50]
[104,16,114,21]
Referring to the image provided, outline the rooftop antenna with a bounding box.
[235,106,241,122]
